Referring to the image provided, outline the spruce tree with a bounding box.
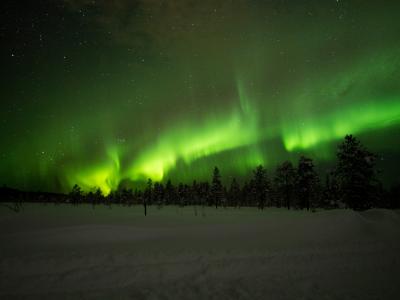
[199,181,210,207]
[334,135,379,210]
[134,188,143,205]
[164,179,176,205]
[274,161,296,209]
[191,180,199,206]
[211,167,223,209]
[322,173,340,208]
[94,187,103,206]
[69,184,83,205]
[143,178,153,215]
[183,184,190,206]
[297,156,319,210]
[251,165,270,209]
[241,181,250,207]
[177,183,185,207]
[153,182,164,208]
[228,178,240,207]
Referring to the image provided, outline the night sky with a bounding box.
[1,0,400,194]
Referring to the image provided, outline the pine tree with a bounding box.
[228,178,240,207]
[143,178,152,215]
[334,135,379,210]
[251,165,270,209]
[153,182,164,208]
[106,191,114,208]
[183,184,190,206]
[164,179,176,205]
[120,187,133,206]
[191,180,199,206]
[199,181,210,207]
[87,191,94,208]
[191,180,200,215]
[274,161,296,209]
[177,183,185,207]
[322,173,340,208]
[69,184,83,205]
[297,156,319,210]
[241,181,250,207]
[134,188,143,205]
[222,186,228,208]
[94,188,103,206]
[211,167,223,209]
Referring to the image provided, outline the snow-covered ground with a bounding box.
[0,204,399,299]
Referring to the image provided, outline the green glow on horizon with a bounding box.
[126,81,261,181]
[54,75,400,193]
[283,99,400,151]
[65,92,400,193]
[66,147,121,195]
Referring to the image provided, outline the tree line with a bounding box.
[1,135,400,213]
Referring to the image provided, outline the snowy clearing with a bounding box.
[0,204,399,299]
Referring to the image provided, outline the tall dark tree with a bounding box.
[143,178,153,215]
[183,184,191,206]
[297,156,319,210]
[274,161,296,209]
[119,187,133,206]
[177,183,186,207]
[153,182,164,208]
[69,184,83,205]
[241,181,251,207]
[223,186,229,207]
[322,173,340,208]
[211,167,223,209]
[87,191,95,208]
[164,179,176,205]
[334,135,379,210]
[134,188,143,205]
[191,180,200,215]
[228,178,241,207]
[251,165,270,209]
[113,189,122,204]
[199,181,210,207]
[94,188,103,206]
[191,180,199,206]
[106,191,115,208]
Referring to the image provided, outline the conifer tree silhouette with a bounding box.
[211,167,223,209]
[251,165,270,209]
[334,135,379,210]
[297,156,319,210]
[274,161,296,209]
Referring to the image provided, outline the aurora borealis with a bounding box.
[1,0,400,194]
